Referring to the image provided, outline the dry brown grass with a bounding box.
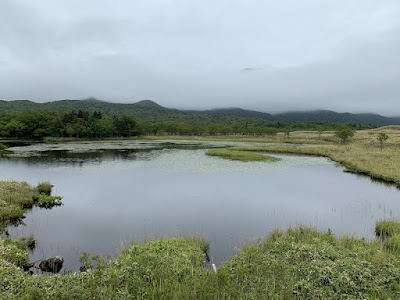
[230,126,400,185]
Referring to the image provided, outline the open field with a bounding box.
[142,125,400,144]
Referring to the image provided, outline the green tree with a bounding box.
[5,120,26,137]
[335,127,354,144]
[377,132,389,151]
[265,127,278,137]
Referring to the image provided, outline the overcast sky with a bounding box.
[0,0,399,115]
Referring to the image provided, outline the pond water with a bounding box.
[1,140,400,272]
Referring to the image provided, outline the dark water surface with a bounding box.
[1,140,400,272]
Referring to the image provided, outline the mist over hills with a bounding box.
[0,99,399,126]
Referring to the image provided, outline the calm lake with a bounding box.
[1,140,400,272]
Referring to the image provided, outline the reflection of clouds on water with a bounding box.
[8,139,285,156]
[7,139,331,173]
[3,140,400,271]
[8,139,220,155]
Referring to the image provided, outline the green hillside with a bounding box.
[274,110,400,126]
[0,99,396,126]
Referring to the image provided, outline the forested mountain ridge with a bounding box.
[1,99,399,126]
[186,108,400,126]
[185,107,276,121]
[273,110,400,126]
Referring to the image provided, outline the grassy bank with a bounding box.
[230,143,400,185]
[147,127,400,186]
[0,181,62,228]
[220,126,400,186]
[206,149,281,162]
[1,223,400,299]
[1,179,400,298]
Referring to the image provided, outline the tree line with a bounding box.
[0,110,375,139]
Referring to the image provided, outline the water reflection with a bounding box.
[1,140,400,273]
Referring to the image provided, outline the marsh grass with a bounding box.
[0,180,62,223]
[230,141,400,185]
[36,182,53,196]
[376,220,400,254]
[206,149,281,162]
[146,127,400,185]
[375,220,400,237]
[1,225,400,299]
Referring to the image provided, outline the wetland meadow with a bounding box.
[1,132,400,298]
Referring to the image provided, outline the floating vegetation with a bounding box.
[206,149,281,162]
[6,139,266,158]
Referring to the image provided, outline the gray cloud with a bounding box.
[0,0,399,115]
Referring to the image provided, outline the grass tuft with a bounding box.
[36,182,53,196]
[375,220,400,237]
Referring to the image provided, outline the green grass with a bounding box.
[375,220,400,237]
[36,182,52,196]
[2,225,400,299]
[0,181,62,225]
[218,227,400,299]
[206,149,281,162]
[384,235,400,253]
[376,220,400,254]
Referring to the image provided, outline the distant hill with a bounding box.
[0,99,176,121]
[185,108,276,121]
[0,99,399,126]
[186,108,400,126]
[273,110,400,126]
[0,99,271,126]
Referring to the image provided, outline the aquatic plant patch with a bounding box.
[206,149,281,162]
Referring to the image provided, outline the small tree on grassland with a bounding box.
[377,132,389,151]
[335,126,354,144]
[316,125,324,140]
